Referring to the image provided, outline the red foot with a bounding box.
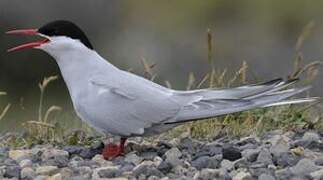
[102,138,127,160]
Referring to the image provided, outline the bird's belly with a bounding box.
[71,92,123,136]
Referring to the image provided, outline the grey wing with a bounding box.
[167,79,318,124]
[90,74,181,136]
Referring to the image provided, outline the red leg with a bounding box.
[102,137,127,160]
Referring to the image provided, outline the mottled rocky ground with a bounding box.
[1,130,323,180]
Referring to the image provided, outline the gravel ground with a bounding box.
[0,130,323,180]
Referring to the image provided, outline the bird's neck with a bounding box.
[50,48,118,99]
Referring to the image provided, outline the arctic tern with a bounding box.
[7,20,319,159]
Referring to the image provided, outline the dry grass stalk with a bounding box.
[296,20,315,52]
[0,104,11,121]
[141,57,157,81]
[38,75,58,122]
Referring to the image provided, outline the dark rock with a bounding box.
[4,165,21,178]
[156,141,172,157]
[274,152,300,168]
[97,167,122,178]
[236,136,260,146]
[75,160,99,168]
[157,161,172,174]
[191,155,220,170]
[238,143,258,151]
[64,145,83,155]
[64,145,99,159]
[44,155,69,168]
[120,163,135,172]
[133,165,164,178]
[222,145,242,161]
[194,144,222,159]
[233,158,250,169]
[242,148,260,162]
[141,151,158,161]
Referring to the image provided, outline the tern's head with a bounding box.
[7,20,93,54]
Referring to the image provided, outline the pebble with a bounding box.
[125,152,143,165]
[256,149,273,165]
[164,147,182,166]
[19,159,33,168]
[21,167,36,179]
[0,130,322,179]
[36,166,59,176]
[310,168,323,179]
[290,158,319,176]
[9,150,33,162]
[241,148,259,162]
[4,165,21,178]
[232,171,252,180]
[191,155,220,170]
[258,173,275,180]
[222,145,242,161]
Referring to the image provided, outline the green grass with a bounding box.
[0,22,322,148]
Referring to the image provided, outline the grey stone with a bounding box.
[258,173,275,180]
[241,148,260,162]
[164,147,182,166]
[172,165,188,176]
[97,166,122,178]
[275,168,293,180]
[21,167,36,180]
[256,149,273,165]
[125,152,143,165]
[232,171,252,180]
[314,157,323,166]
[269,138,290,158]
[74,166,93,179]
[302,132,320,142]
[310,168,323,179]
[191,155,220,170]
[194,143,222,158]
[141,151,158,161]
[0,148,8,158]
[157,161,173,174]
[249,166,274,178]
[19,159,33,168]
[290,158,319,176]
[0,166,5,178]
[36,166,59,176]
[41,149,69,168]
[233,158,250,169]
[60,167,73,179]
[133,164,163,178]
[221,159,234,171]
[9,150,34,162]
[69,175,90,180]
[4,165,21,178]
[193,168,226,180]
[274,152,300,168]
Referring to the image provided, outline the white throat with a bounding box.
[39,36,119,99]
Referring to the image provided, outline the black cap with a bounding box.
[38,20,93,49]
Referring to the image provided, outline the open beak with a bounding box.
[6,29,50,52]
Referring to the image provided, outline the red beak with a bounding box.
[6,29,50,52]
